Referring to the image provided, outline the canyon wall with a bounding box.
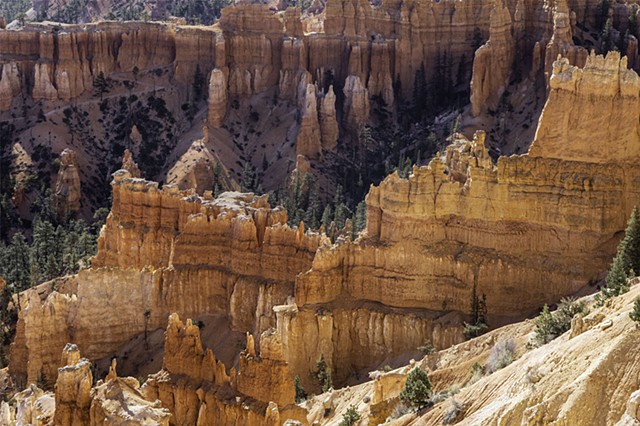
[280,52,640,384]
[11,171,320,386]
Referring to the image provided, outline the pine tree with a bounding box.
[294,375,307,403]
[304,180,321,230]
[339,406,361,426]
[315,355,333,392]
[93,71,110,100]
[399,368,432,410]
[603,255,629,298]
[192,64,205,102]
[601,207,640,300]
[321,205,333,231]
[630,297,640,323]
[602,17,614,53]
[1,233,30,292]
[333,185,351,230]
[618,207,640,275]
[352,201,366,238]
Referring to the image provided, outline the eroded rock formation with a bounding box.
[11,173,320,386]
[54,148,82,217]
[208,68,228,128]
[531,51,640,163]
[470,0,516,117]
[143,313,307,425]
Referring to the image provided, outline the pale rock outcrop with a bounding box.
[89,360,171,425]
[53,344,93,426]
[208,68,228,129]
[0,62,21,111]
[319,85,339,150]
[543,0,587,86]
[296,82,322,159]
[121,149,141,178]
[33,63,58,101]
[617,390,640,426]
[54,148,82,217]
[343,75,369,136]
[470,0,515,117]
[166,136,220,194]
[531,51,640,163]
[0,384,54,426]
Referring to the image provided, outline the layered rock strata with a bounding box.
[11,172,320,386]
[531,51,640,163]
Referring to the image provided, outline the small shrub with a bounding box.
[390,402,412,420]
[443,397,462,424]
[339,405,361,426]
[417,341,436,355]
[630,298,640,323]
[400,367,432,411]
[469,362,483,384]
[486,338,516,373]
[463,322,489,339]
[531,297,588,346]
[383,364,392,372]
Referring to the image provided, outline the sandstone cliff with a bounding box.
[531,51,640,163]
[11,173,320,386]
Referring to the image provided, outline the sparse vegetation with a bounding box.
[469,362,484,384]
[531,297,588,346]
[294,375,307,403]
[597,207,640,304]
[417,341,436,355]
[486,338,516,374]
[339,405,361,426]
[314,355,333,393]
[630,298,640,323]
[399,367,432,411]
[464,285,489,339]
[443,397,463,424]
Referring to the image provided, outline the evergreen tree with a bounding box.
[412,63,427,119]
[629,297,640,323]
[315,355,333,392]
[93,71,110,100]
[629,5,639,39]
[321,205,333,231]
[1,233,30,292]
[464,285,489,339]
[602,17,614,54]
[294,375,307,403]
[602,207,640,300]
[352,201,367,238]
[192,64,205,102]
[603,255,629,298]
[304,180,321,230]
[241,162,256,193]
[333,185,351,230]
[399,368,432,410]
[339,406,361,426]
